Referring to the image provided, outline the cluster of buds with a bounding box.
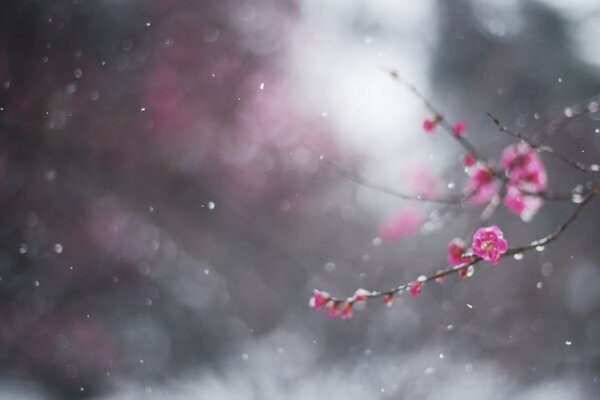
[460,140,548,221]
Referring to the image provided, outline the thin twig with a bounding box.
[487,113,600,174]
[320,156,466,204]
[385,68,489,164]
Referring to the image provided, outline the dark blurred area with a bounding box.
[0,0,599,398]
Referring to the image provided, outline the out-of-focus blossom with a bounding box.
[471,225,508,264]
[422,118,437,133]
[308,289,329,310]
[500,141,547,192]
[353,288,371,302]
[452,121,466,137]
[464,162,499,204]
[408,281,422,296]
[503,184,544,222]
[407,165,439,198]
[383,293,394,307]
[499,142,547,220]
[377,208,423,243]
[340,301,353,319]
[447,238,471,266]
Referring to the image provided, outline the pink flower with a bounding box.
[461,153,476,167]
[409,281,422,296]
[464,163,499,204]
[377,208,423,243]
[452,121,466,137]
[500,142,547,192]
[471,225,508,264]
[447,238,471,266]
[383,293,394,307]
[423,118,437,133]
[503,185,543,222]
[341,301,353,319]
[500,141,534,170]
[325,301,339,318]
[353,288,371,302]
[308,290,329,310]
[512,158,547,192]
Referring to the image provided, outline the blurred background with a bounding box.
[0,0,599,398]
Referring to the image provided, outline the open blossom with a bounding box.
[472,225,508,264]
[503,184,543,222]
[499,142,547,220]
[308,289,329,310]
[452,121,466,137]
[447,238,471,266]
[501,142,547,192]
[409,281,422,296]
[464,162,499,204]
[407,166,438,198]
[423,118,437,133]
[377,208,423,243]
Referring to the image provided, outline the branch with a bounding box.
[385,68,489,164]
[487,113,600,174]
[313,192,596,311]
[319,156,467,204]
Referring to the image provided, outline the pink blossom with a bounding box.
[353,288,371,302]
[500,141,534,170]
[503,185,543,222]
[464,163,499,204]
[471,225,508,264]
[341,301,353,319]
[447,238,471,266]
[383,293,394,307]
[452,121,466,137]
[423,118,437,133]
[308,289,329,310]
[500,142,547,192]
[377,208,423,243]
[326,301,339,318]
[511,157,547,192]
[409,281,422,296]
[457,265,471,279]
[461,153,476,167]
